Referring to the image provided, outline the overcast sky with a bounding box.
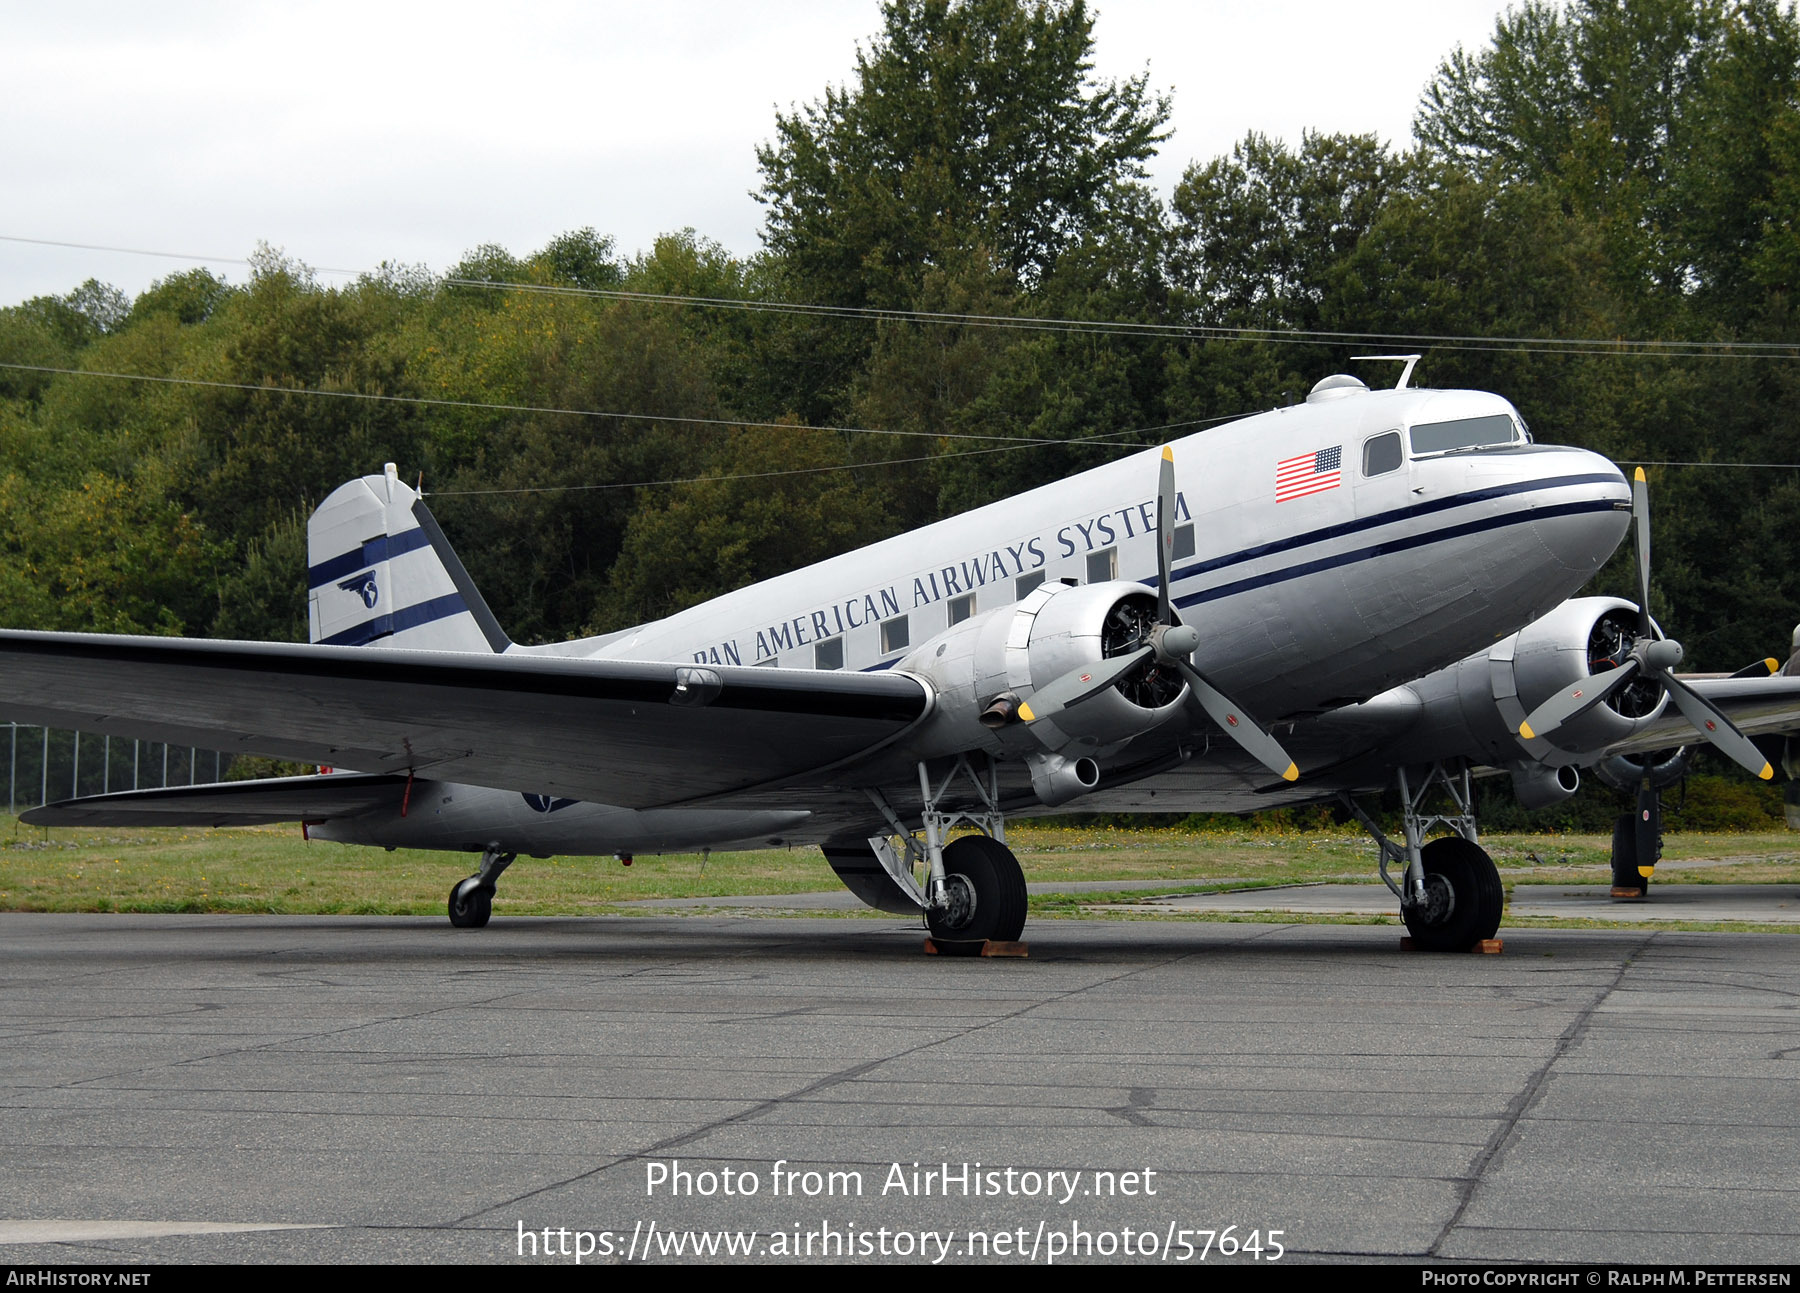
[1,1,1515,308]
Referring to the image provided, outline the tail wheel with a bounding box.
[927,835,1027,953]
[1403,837,1503,952]
[449,879,493,928]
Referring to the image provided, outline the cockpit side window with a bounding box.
[1363,431,1403,477]
[1408,413,1519,456]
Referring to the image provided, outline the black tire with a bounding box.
[926,835,1027,953]
[1402,837,1503,952]
[1610,812,1647,891]
[449,879,492,928]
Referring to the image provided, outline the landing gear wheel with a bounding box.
[1611,813,1648,894]
[449,878,493,928]
[926,835,1027,954]
[1402,837,1503,952]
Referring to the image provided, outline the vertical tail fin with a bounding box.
[307,464,511,653]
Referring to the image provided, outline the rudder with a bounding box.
[307,463,510,652]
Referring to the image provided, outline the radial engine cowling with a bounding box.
[1445,596,1673,768]
[898,580,1190,762]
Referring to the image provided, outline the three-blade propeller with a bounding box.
[1516,468,1773,781]
[1018,446,1300,783]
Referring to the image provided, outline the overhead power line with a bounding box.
[6,232,1795,361]
[0,361,1149,448]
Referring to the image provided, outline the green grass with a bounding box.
[5,814,1798,921]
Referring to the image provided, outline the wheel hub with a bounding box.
[935,873,978,931]
[1407,872,1456,926]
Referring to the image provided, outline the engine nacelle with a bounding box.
[898,580,1189,767]
[1496,597,1671,762]
[1361,597,1676,775]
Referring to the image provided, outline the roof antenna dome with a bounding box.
[1305,374,1368,403]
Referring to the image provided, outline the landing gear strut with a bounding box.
[449,842,516,928]
[864,755,1027,954]
[1343,761,1503,952]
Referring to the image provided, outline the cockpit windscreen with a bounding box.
[1408,413,1519,455]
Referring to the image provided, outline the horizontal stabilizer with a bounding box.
[21,773,408,828]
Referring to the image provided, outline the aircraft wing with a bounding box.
[0,630,930,809]
[1598,672,1800,757]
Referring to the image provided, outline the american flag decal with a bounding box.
[1276,445,1342,503]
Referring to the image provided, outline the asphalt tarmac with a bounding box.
[1,912,1796,1265]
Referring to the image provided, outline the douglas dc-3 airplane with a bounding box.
[6,366,1800,952]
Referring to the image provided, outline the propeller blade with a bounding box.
[1017,646,1153,724]
[1633,467,1653,640]
[1156,445,1176,627]
[1175,659,1299,782]
[1663,674,1775,780]
[1518,659,1641,740]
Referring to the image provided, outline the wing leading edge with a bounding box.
[0,630,931,809]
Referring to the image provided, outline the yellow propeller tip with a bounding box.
[1161,445,1174,461]
[1766,658,1780,674]
[1282,763,1299,782]
[1634,466,1646,482]
[1518,721,1536,740]
[1637,865,1656,879]
[1759,763,1774,781]
[1017,702,1035,723]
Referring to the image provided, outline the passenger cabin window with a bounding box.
[947,593,975,625]
[1408,414,1518,456]
[814,637,844,670]
[880,616,909,654]
[1086,547,1117,583]
[1172,523,1196,561]
[1363,431,1403,476]
[1016,571,1046,598]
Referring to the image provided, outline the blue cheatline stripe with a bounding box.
[857,495,1619,671]
[317,593,471,647]
[308,526,434,591]
[1151,472,1623,592]
[1173,499,1615,609]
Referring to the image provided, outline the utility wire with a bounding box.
[450,276,1800,358]
[0,361,1106,447]
[7,233,1794,360]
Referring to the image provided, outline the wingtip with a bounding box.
[1281,763,1298,782]
[1518,720,1536,740]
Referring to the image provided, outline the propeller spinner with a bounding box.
[1517,468,1773,781]
[1018,446,1301,783]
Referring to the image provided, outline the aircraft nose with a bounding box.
[1531,449,1631,576]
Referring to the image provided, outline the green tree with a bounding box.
[756,0,1170,305]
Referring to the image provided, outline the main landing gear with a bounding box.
[1343,761,1503,952]
[448,842,516,928]
[864,754,1028,954]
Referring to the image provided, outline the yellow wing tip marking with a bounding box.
[1282,763,1299,782]
[1161,445,1174,462]
[1759,762,1774,781]
[1017,701,1036,723]
[1518,720,1536,740]
[1634,466,1646,482]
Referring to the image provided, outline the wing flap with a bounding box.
[0,631,931,809]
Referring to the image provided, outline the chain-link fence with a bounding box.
[5,723,231,815]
